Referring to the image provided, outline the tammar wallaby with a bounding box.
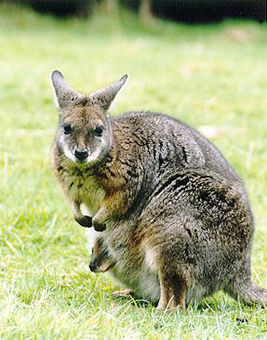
[51,70,266,311]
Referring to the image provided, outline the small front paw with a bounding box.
[74,215,92,228]
[112,289,134,298]
[92,217,106,231]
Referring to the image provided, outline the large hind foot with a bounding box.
[156,271,187,312]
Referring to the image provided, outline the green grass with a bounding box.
[0,3,266,339]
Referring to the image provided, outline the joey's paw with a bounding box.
[92,217,106,231]
[74,215,92,228]
[112,289,133,298]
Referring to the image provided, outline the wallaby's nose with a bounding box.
[75,148,88,161]
[89,263,96,272]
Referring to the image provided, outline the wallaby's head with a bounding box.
[51,70,128,165]
[89,237,116,273]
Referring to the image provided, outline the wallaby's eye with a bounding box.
[63,124,72,135]
[93,126,104,137]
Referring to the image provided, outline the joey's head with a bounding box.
[89,237,116,273]
[51,70,128,165]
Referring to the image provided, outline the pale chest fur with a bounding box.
[100,225,161,303]
[110,245,160,303]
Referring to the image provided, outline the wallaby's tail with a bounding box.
[226,279,267,305]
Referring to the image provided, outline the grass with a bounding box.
[0,3,266,339]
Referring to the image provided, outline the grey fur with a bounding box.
[51,71,266,310]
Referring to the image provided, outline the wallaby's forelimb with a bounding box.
[92,206,107,231]
[72,201,92,228]
[92,191,130,231]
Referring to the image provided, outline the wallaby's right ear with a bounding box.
[89,74,128,112]
[50,70,81,109]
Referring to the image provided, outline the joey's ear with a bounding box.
[89,74,128,112]
[50,70,81,109]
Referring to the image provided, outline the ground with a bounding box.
[0,3,266,339]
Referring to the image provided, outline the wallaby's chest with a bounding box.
[62,168,106,216]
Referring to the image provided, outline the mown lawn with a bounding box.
[0,3,266,339]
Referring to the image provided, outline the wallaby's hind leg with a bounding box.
[157,270,188,312]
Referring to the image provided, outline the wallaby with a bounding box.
[51,70,267,311]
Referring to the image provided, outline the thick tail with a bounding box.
[226,280,267,305]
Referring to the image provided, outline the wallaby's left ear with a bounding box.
[89,74,128,112]
[51,70,81,109]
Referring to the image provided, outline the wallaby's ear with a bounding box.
[50,70,81,109]
[89,74,128,112]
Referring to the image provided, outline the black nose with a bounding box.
[75,148,88,160]
[89,263,96,272]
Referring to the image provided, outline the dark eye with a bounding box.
[93,126,104,137]
[63,124,72,135]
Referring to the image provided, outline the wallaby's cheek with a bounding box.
[62,144,75,162]
[57,133,76,162]
[95,260,116,273]
[85,146,103,165]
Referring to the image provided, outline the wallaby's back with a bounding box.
[112,111,251,212]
